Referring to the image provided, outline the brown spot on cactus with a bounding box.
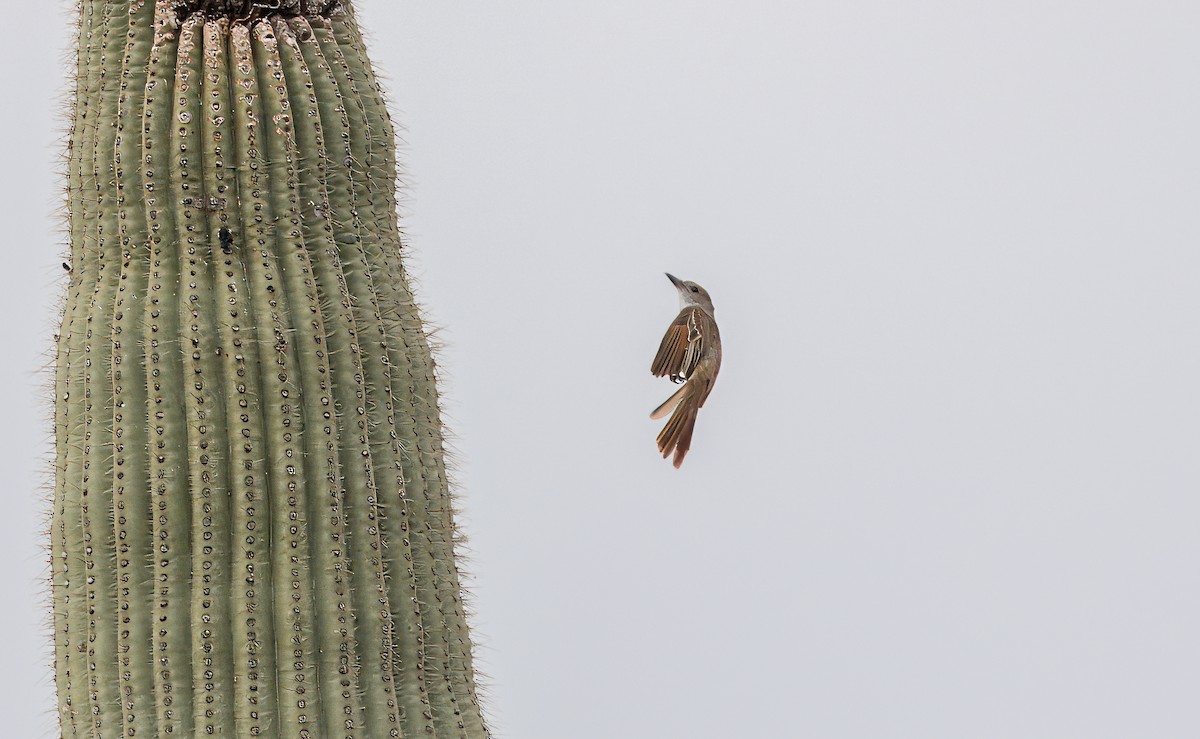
[52,2,490,736]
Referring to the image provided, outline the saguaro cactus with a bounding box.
[52,1,489,736]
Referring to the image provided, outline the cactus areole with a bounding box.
[53,1,489,736]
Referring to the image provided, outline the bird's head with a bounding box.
[666,273,715,314]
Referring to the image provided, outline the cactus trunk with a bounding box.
[52,2,489,736]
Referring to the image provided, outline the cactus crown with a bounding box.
[170,0,342,24]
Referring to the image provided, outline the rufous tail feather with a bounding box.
[650,383,688,420]
[656,390,699,468]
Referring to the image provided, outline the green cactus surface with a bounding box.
[52,1,489,736]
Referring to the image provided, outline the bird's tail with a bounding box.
[650,383,688,420]
[655,385,699,468]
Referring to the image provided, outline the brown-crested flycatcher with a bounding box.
[650,273,722,468]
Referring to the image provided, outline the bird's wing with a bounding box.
[651,308,706,381]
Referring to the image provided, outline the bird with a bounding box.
[650,273,722,468]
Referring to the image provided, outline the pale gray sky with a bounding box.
[5,1,1200,737]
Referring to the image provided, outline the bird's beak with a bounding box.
[665,273,685,290]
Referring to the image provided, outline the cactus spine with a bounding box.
[52,2,489,736]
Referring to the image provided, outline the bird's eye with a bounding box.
[691,286,699,293]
